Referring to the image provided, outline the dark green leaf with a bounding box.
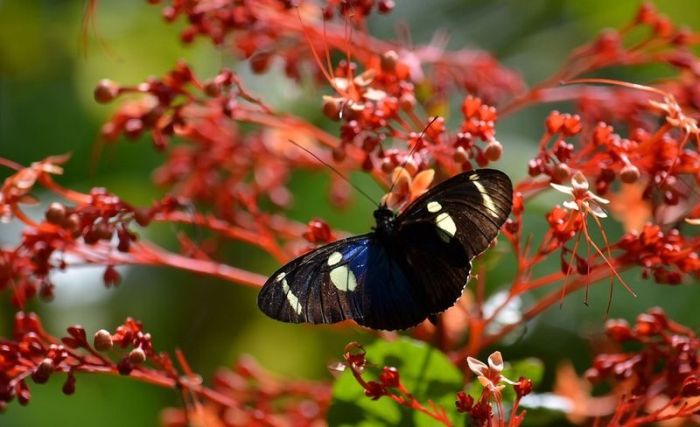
[329,337,465,426]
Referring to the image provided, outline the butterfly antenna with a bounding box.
[387,116,440,196]
[288,140,380,208]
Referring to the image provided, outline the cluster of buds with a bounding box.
[149,0,521,101]
[99,64,306,217]
[528,111,581,184]
[585,308,700,425]
[451,96,503,170]
[325,52,418,170]
[0,313,165,409]
[0,155,159,305]
[47,188,147,250]
[322,0,395,21]
[97,61,203,149]
[616,223,700,285]
[161,355,332,426]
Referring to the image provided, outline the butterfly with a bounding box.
[257,168,513,330]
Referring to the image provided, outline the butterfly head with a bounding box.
[373,206,398,239]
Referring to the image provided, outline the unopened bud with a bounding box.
[322,96,343,121]
[31,358,54,384]
[128,347,147,365]
[484,140,503,162]
[380,50,399,73]
[94,79,120,103]
[620,164,640,184]
[45,202,67,225]
[94,329,114,352]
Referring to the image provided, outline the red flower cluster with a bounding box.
[161,356,331,426]
[617,224,700,285]
[585,308,700,425]
[0,313,163,409]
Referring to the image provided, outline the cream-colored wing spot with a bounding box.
[280,277,302,315]
[435,212,457,242]
[472,180,500,218]
[330,265,358,292]
[327,251,343,266]
[427,201,442,213]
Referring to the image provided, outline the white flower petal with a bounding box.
[563,200,579,211]
[488,351,504,372]
[588,203,608,218]
[550,183,574,195]
[467,357,489,376]
[589,192,610,204]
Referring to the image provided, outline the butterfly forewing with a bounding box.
[395,169,513,314]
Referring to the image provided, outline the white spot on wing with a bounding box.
[276,272,287,282]
[327,251,343,266]
[280,277,302,315]
[436,212,457,241]
[472,180,500,218]
[427,201,442,213]
[330,265,358,292]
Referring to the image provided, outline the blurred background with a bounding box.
[1,0,699,425]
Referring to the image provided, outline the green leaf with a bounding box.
[503,358,544,386]
[328,337,466,426]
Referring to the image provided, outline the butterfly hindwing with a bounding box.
[257,235,431,330]
[396,168,513,313]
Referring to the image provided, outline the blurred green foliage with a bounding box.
[329,338,465,426]
[1,0,699,425]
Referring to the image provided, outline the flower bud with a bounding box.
[45,202,67,225]
[94,79,120,103]
[514,377,533,398]
[484,140,503,162]
[363,381,387,400]
[380,50,399,72]
[552,163,571,183]
[379,366,400,388]
[203,79,221,97]
[619,164,640,183]
[128,347,147,365]
[134,207,152,227]
[117,358,133,376]
[31,358,54,384]
[62,372,76,395]
[322,96,343,121]
[93,329,114,352]
[605,319,633,341]
[378,0,395,14]
[455,391,474,413]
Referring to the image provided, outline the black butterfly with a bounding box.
[257,169,513,330]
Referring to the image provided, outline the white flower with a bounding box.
[467,351,516,393]
[551,171,610,218]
